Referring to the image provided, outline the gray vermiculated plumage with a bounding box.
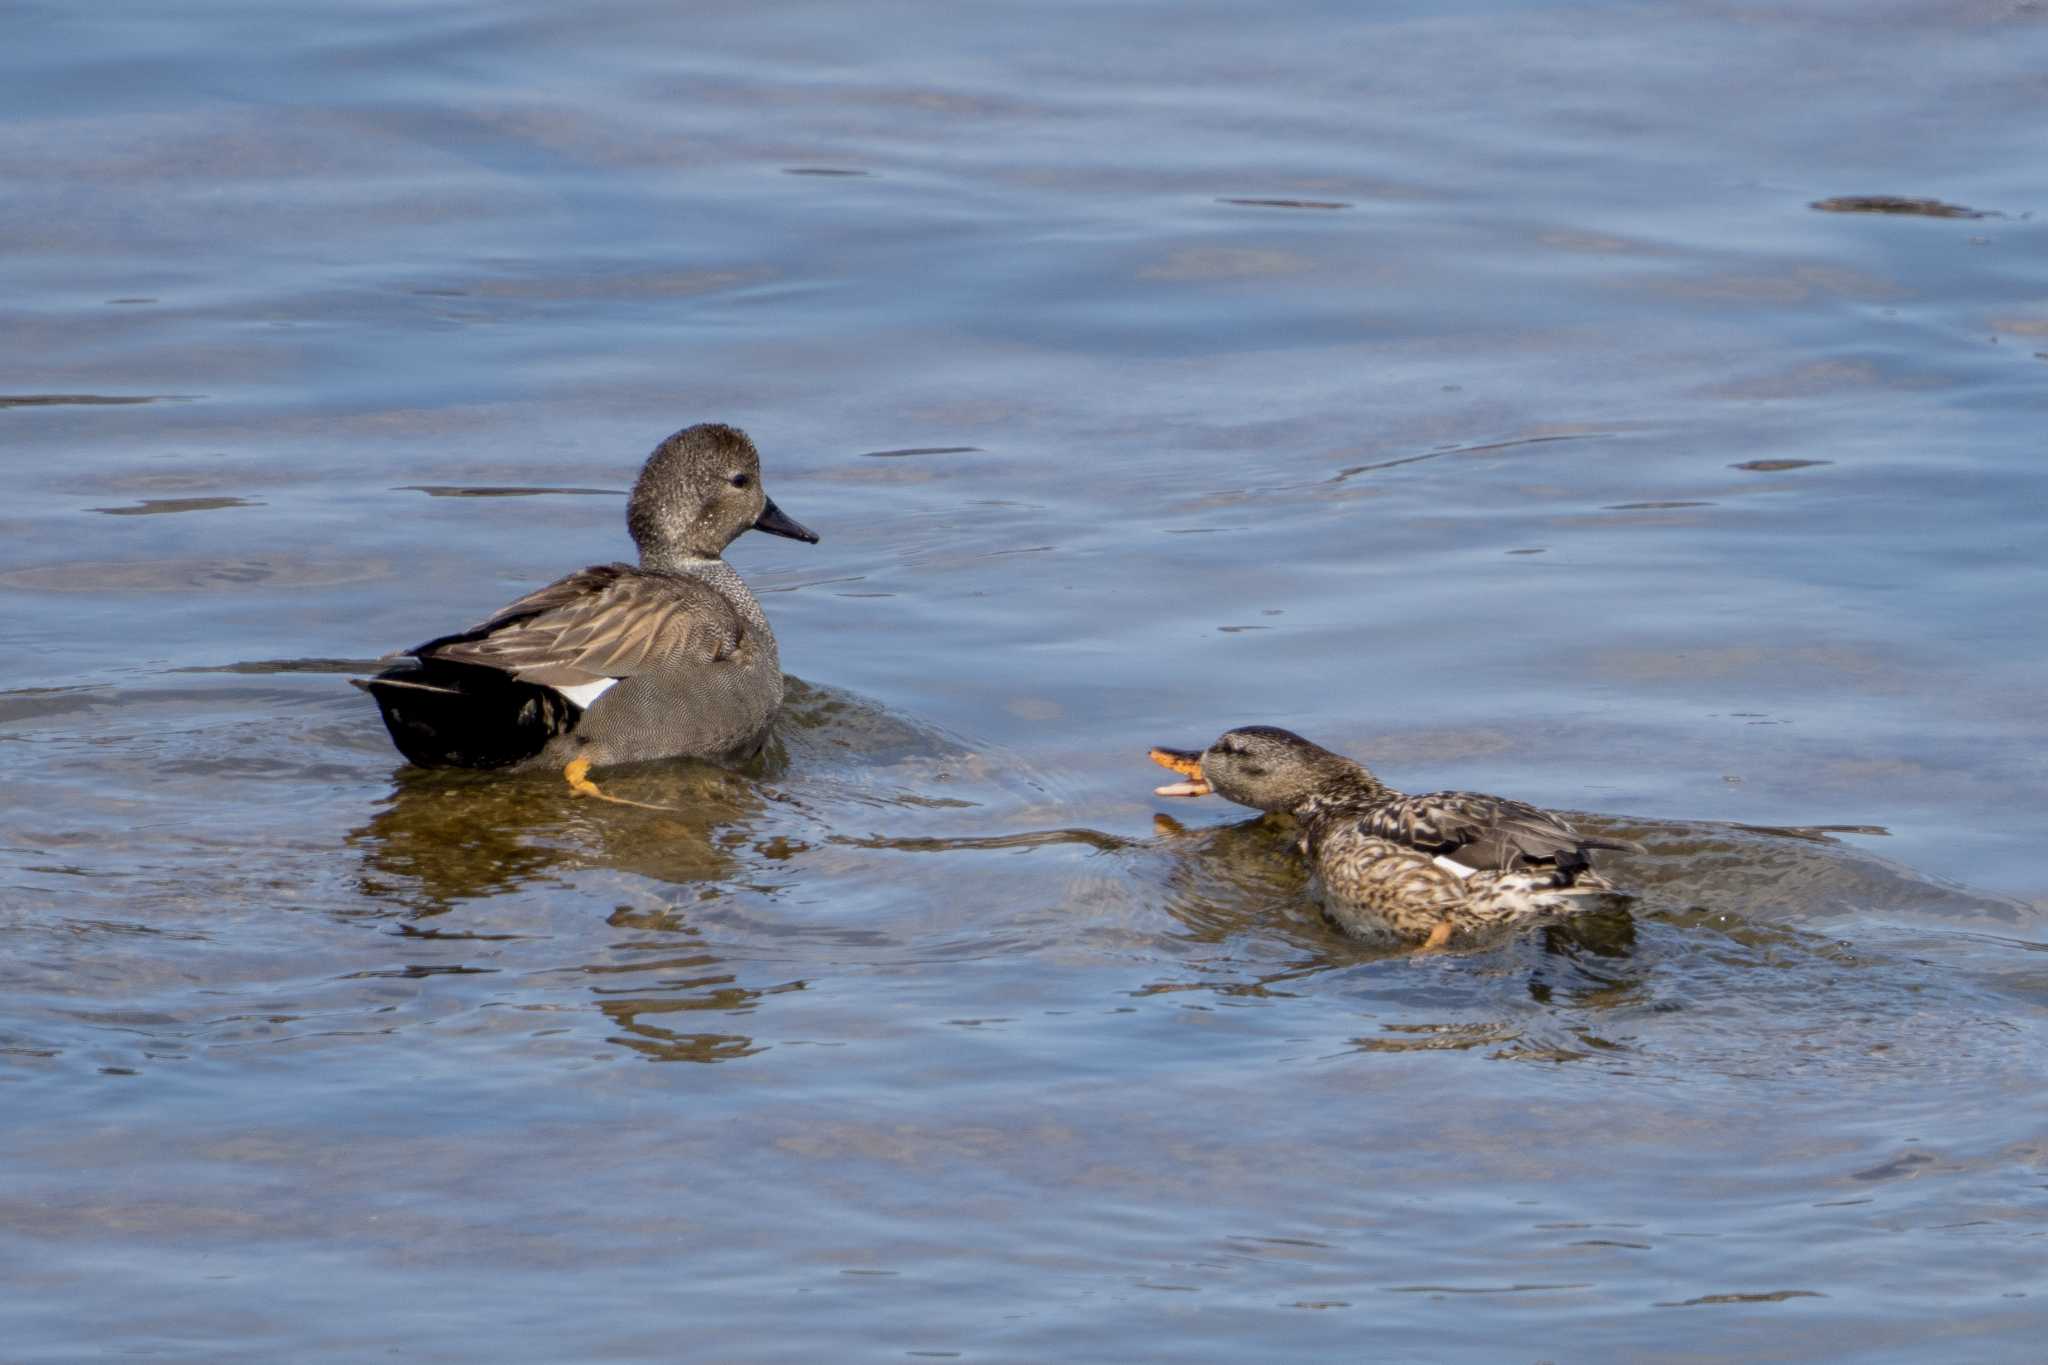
[1156,725,1636,945]
[355,423,816,772]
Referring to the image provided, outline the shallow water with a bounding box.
[4,1,2047,1359]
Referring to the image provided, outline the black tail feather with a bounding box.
[356,659,576,769]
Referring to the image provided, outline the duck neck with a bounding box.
[1290,764,1395,828]
[642,545,774,648]
[640,541,722,576]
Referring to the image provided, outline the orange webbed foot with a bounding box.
[563,756,675,812]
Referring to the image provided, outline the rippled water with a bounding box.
[5,1,2046,1359]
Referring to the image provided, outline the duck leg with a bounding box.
[1416,921,1455,953]
[563,756,674,812]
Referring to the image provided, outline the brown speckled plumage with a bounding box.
[1152,725,1637,947]
[355,423,817,772]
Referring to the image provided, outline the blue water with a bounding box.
[4,2,2046,1359]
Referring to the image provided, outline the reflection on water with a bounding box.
[584,919,803,1064]
[88,495,262,516]
[1809,195,1994,219]
[0,393,167,408]
[395,483,624,498]
[349,763,766,912]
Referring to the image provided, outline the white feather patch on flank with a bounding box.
[1432,855,1478,880]
[552,678,618,710]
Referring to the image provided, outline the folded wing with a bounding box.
[417,564,742,688]
[1360,790,1640,875]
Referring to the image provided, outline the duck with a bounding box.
[355,422,817,803]
[1148,725,1638,948]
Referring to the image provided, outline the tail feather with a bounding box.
[1470,866,1629,920]
[350,675,462,697]
[354,659,576,769]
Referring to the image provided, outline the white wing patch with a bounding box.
[1432,855,1478,880]
[551,678,619,711]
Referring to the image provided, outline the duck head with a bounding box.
[627,423,819,568]
[1149,725,1379,815]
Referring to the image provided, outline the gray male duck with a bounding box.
[355,423,817,802]
[1150,726,1638,948]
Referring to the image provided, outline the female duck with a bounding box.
[356,423,817,801]
[1149,725,1637,948]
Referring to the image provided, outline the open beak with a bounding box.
[1149,746,1213,798]
[753,497,820,544]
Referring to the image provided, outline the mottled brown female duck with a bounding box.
[1149,725,1638,948]
[355,423,817,803]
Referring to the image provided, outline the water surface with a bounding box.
[4,1,2046,1360]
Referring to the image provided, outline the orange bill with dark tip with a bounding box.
[1148,746,1213,797]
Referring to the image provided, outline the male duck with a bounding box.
[355,423,817,802]
[1149,725,1638,948]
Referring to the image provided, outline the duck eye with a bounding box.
[729,474,752,489]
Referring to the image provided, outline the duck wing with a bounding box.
[414,564,742,688]
[1359,790,1640,874]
